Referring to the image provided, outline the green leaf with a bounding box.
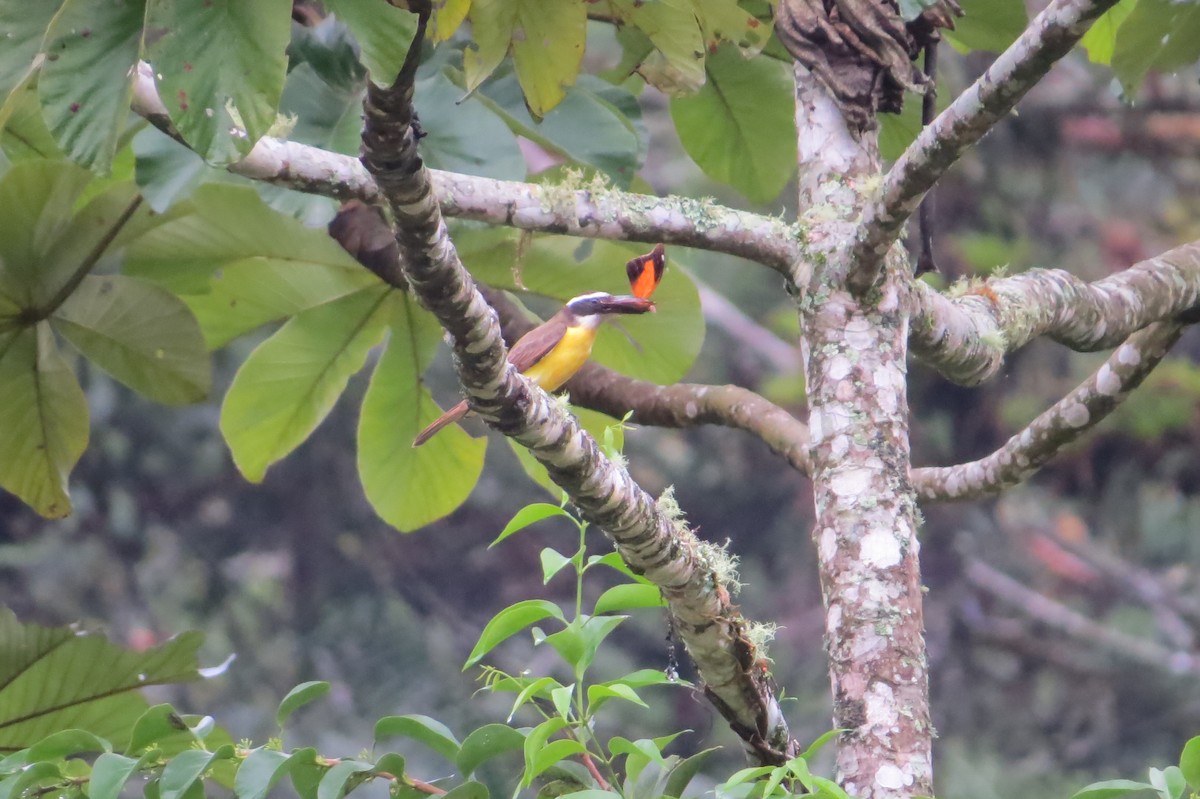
[669,44,796,204]
[1,78,66,164]
[316,760,374,799]
[1180,736,1200,788]
[160,748,225,799]
[442,782,489,799]
[27,729,111,761]
[520,718,569,788]
[799,728,843,761]
[53,275,210,404]
[585,684,648,714]
[220,285,391,482]
[1150,766,1186,799]
[234,749,291,799]
[540,549,573,584]
[323,0,418,83]
[0,159,93,308]
[417,69,526,181]
[1111,0,1200,93]
[546,616,626,675]
[457,233,704,385]
[358,296,487,532]
[528,740,587,786]
[943,0,1028,53]
[1069,781,1156,799]
[456,724,526,778]
[464,600,567,668]
[593,584,665,614]
[373,753,405,779]
[476,72,644,187]
[276,681,331,727]
[602,669,682,690]
[506,676,564,721]
[493,503,574,546]
[0,615,204,754]
[90,753,153,799]
[465,0,586,118]
[0,325,88,518]
[374,715,461,764]
[38,0,145,171]
[3,761,60,798]
[0,3,62,113]
[127,705,192,755]
[662,747,719,799]
[143,0,291,164]
[1080,0,1137,65]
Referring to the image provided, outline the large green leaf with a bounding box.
[125,184,379,348]
[143,0,291,164]
[323,0,418,84]
[358,295,487,532]
[418,69,527,182]
[38,0,145,172]
[1080,0,1137,65]
[0,160,93,309]
[463,0,586,119]
[1112,0,1200,93]
[0,608,203,752]
[1,79,65,164]
[943,0,1028,54]
[458,233,704,385]
[0,3,62,114]
[52,275,210,404]
[219,285,392,483]
[476,72,644,186]
[669,44,796,204]
[0,325,88,518]
[607,0,706,95]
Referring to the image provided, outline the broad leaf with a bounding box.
[943,0,1028,54]
[38,0,145,171]
[316,760,374,799]
[593,584,665,615]
[160,748,230,799]
[90,753,154,799]
[607,0,706,95]
[358,295,487,532]
[220,284,391,482]
[26,729,111,761]
[276,681,331,727]
[418,69,526,182]
[53,275,210,404]
[143,0,291,163]
[669,44,796,204]
[1111,0,1200,93]
[1069,780,1156,799]
[374,715,461,764]
[0,325,88,517]
[464,600,567,668]
[456,724,526,777]
[431,0,470,42]
[0,159,93,309]
[464,0,586,118]
[492,503,574,546]
[1180,735,1200,790]
[324,0,417,83]
[1080,0,1136,65]
[236,748,319,799]
[0,609,203,751]
[1,79,66,164]
[476,72,644,187]
[0,3,62,114]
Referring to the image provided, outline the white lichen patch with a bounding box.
[1117,343,1142,366]
[1095,363,1122,396]
[861,528,902,568]
[828,354,853,380]
[831,468,873,497]
[865,682,898,726]
[1063,403,1090,428]
[875,763,911,790]
[820,526,838,562]
[843,318,875,349]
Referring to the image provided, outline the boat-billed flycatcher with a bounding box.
[413,292,656,446]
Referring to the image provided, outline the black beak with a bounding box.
[597,295,656,314]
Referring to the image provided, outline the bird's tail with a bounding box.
[413,400,471,447]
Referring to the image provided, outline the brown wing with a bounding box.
[507,313,569,373]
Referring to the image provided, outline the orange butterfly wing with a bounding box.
[626,244,665,299]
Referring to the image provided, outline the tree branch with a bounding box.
[129,62,797,274]
[848,0,1121,293]
[358,42,797,763]
[912,320,1185,500]
[909,239,1200,385]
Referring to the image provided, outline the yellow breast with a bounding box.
[522,325,598,392]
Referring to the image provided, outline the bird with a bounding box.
[412,291,656,446]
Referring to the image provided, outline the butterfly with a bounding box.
[626,244,665,299]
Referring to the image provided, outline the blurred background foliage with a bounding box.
[3,2,1200,797]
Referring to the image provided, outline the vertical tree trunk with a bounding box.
[792,68,932,799]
